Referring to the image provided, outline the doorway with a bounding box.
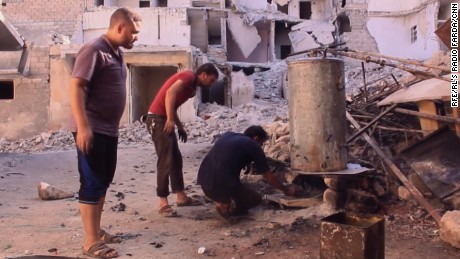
[129,65,177,122]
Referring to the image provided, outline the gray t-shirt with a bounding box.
[69,36,127,137]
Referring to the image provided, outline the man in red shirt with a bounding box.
[145,63,218,217]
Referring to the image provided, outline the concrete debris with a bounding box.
[37,182,74,200]
[289,31,321,54]
[0,100,288,153]
[398,186,416,204]
[249,61,288,100]
[289,20,336,52]
[227,12,261,58]
[263,120,290,162]
[0,129,75,153]
[440,210,460,248]
[197,247,206,254]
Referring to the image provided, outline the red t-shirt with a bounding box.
[148,70,197,117]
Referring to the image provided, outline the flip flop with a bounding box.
[176,197,202,207]
[100,229,122,244]
[159,205,179,217]
[83,241,118,258]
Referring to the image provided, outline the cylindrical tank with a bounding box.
[288,58,347,172]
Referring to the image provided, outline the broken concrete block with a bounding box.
[288,31,320,53]
[275,124,289,137]
[324,176,354,192]
[440,210,460,248]
[397,186,415,203]
[323,188,346,209]
[37,182,74,200]
[312,31,334,45]
[227,12,261,58]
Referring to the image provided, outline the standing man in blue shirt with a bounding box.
[69,7,142,258]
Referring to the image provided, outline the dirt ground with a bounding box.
[1,142,460,259]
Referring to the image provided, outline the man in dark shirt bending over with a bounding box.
[197,125,296,221]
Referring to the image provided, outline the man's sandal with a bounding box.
[159,205,179,217]
[100,229,122,244]
[83,241,118,258]
[176,197,202,207]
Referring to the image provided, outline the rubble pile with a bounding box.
[0,100,288,153]
[249,61,288,99]
[263,120,290,162]
[0,129,75,153]
[323,175,387,214]
[344,63,410,97]
[186,100,289,144]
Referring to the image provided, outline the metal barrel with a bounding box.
[288,58,347,172]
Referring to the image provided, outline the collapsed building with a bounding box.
[0,0,451,140]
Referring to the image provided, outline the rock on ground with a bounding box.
[440,210,460,248]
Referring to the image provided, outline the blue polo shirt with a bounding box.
[197,132,270,192]
[68,36,127,137]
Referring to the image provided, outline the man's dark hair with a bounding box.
[110,7,142,28]
[196,63,218,78]
[244,125,268,141]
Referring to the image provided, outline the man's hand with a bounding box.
[283,184,297,197]
[164,120,175,134]
[178,128,187,143]
[76,126,93,155]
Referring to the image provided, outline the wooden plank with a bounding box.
[347,103,397,143]
[264,193,322,208]
[394,108,460,124]
[417,100,440,136]
[452,107,460,137]
[346,112,442,224]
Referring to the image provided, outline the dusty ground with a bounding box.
[1,142,460,259]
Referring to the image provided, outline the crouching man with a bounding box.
[197,125,296,222]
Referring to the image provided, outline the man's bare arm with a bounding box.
[164,80,184,134]
[69,77,93,154]
[264,171,296,196]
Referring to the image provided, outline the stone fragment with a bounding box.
[440,210,460,248]
[37,182,74,200]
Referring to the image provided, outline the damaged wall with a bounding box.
[227,15,273,63]
[231,70,254,108]
[367,0,441,60]
[0,46,50,139]
[1,0,88,46]
[340,1,379,54]
[81,8,191,46]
